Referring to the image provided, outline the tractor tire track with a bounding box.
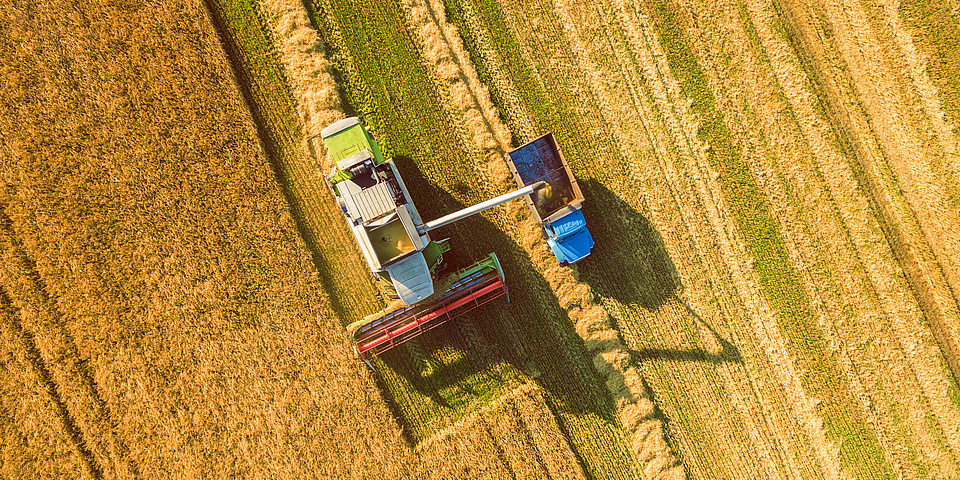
[544,1,834,477]
[0,287,99,480]
[819,0,960,366]
[736,0,960,473]
[0,210,139,480]
[770,0,960,465]
[661,0,960,475]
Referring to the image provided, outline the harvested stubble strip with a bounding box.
[643,0,906,476]
[836,0,960,382]
[898,0,960,149]
[817,0,960,329]
[260,0,346,161]
[872,0,960,392]
[452,0,816,474]
[400,0,684,476]
[736,0,960,469]
[872,0,960,182]
[418,383,587,479]
[539,5,785,474]
[445,0,840,476]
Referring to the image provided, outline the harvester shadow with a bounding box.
[628,298,741,365]
[575,180,680,311]
[368,157,622,444]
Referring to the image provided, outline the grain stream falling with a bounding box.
[399,0,685,476]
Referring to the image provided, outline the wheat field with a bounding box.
[2,0,960,477]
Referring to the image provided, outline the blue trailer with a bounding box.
[505,133,594,265]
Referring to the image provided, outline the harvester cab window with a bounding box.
[349,160,377,188]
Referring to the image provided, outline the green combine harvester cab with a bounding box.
[320,117,541,367]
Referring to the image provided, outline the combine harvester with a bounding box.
[320,117,545,367]
[505,133,594,265]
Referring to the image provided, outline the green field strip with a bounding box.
[303,0,640,470]
[639,0,897,477]
[204,0,381,323]
[306,0,534,443]
[736,3,959,473]
[771,0,960,405]
[444,0,816,476]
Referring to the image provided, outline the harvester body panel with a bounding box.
[505,133,594,264]
[321,117,534,364]
[322,120,435,304]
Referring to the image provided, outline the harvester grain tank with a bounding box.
[320,117,542,364]
[505,133,594,265]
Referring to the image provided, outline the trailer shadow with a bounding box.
[574,180,740,362]
[369,156,622,444]
[575,180,680,311]
[627,305,742,365]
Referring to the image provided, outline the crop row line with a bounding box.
[407,0,688,476]
[735,0,960,471]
